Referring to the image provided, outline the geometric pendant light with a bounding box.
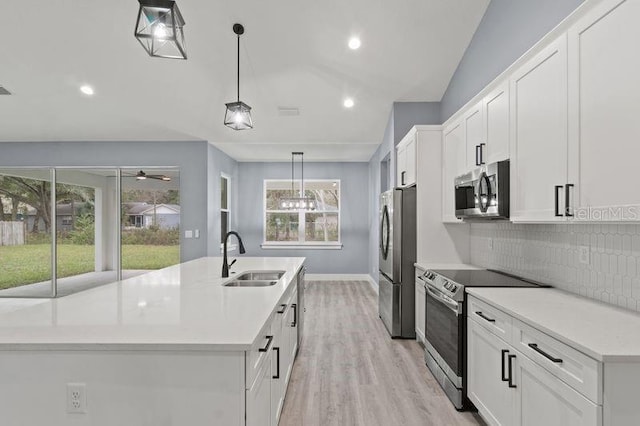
[278,152,317,211]
[134,0,187,60]
[224,24,253,130]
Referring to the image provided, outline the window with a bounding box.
[0,167,181,298]
[220,174,230,244]
[264,179,340,247]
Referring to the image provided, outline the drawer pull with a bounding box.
[528,343,563,363]
[258,335,274,352]
[508,354,517,388]
[475,311,496,323]
[291,303,297,327]
[277,304,286,314]
[501,349,509,382]
[272,347,280,379]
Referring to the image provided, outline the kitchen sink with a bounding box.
[234,270,286,281]
[224,280,278,287]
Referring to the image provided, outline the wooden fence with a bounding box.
[0,221,25,246]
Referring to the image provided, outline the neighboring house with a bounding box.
[26,203,86,232]
[124,202,180,229]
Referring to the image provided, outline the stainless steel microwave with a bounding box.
[455,160,509,220]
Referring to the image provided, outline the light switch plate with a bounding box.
[185,230,193,239]
[194,229,200,238]
[579,246,590,264]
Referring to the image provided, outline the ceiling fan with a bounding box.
[122,170,172,181]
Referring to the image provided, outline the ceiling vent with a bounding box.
[0,86,11,95]
[278,106,300,117]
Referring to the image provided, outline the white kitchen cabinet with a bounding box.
[567,0,640,220]
[465,101,484,170]
[467,294,602,426]
[483,81,510,164]
[467,318,515,426]
[414,270,426,344]
[510,34,569,222]
[289,287,299,365]
[271,303,286,426]
[513,351,600,426]
[442,121,465,223]
[247,350,272,426]
[396,131,416,187]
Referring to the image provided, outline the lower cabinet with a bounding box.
[514,352,600,426]
[246,350,273,426]
[247,282,301,426]
[467,319,515,426]
[467,298,601,426]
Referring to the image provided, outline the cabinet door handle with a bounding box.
[401,171,406,186]
[528,343,563,363]
[277,304,286,314]
[501,349,509,382]
[475,145,481,166]
[291,304,297,327]
[475,311,496,323]
[554,185,564,217]
[272,347,280,379]
[508,354,517,388]
[480,143,486,165]
[565,184,574,217]
[258,335,273,352]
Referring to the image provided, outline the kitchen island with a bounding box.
[0,256,305,426]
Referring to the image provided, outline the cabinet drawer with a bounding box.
[512,319,602,404]
[468,295,513,343]
[246,314,275,390]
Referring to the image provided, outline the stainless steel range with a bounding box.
[419,268,549,410]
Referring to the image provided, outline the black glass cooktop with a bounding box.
[431,269,550,288]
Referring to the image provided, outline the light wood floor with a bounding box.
[279,280,486,426]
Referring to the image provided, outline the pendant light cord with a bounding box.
[237,34,240,102]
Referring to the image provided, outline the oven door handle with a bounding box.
[425,285,460,315]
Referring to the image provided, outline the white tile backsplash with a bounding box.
[470,222,640,312]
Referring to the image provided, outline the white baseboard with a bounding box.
[306,274,378,294]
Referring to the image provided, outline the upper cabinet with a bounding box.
[442,121,465,223]
[567,0,640,221]
[465,102,485,170]
[509,35,569,222]
[397,130,417,187]
[483,81,510,164]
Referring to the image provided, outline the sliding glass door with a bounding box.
[0,167,180,298]
[0,168,53,297]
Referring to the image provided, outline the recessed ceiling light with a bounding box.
[348,37,361,50]
[343,98,355,108]
[80,85,94,96]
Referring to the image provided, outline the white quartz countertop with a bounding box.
[467,287,640,363]
[414,262,482,271]
[0,257,304,351]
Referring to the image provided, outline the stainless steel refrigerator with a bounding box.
[378,186,416,338]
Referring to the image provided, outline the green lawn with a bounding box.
[0,244,179,290]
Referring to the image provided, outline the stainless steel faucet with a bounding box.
[222,231,246,278]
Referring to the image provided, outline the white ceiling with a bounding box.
[0,0,489,162]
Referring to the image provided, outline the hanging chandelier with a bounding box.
[279,152,317,211]
[224,24,253,130]
[134,0,187,60]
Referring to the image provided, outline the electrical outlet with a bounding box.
[579,246,590,265]
[488,238,493,250]
[67,383,87,414]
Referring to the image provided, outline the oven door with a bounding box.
[424,282,463,387]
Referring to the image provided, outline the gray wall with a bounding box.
[236,162,369,274]
[440,0,583,122]
[0,141,234,262]
[393,102,441,144]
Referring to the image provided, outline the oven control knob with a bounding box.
[450,285,458,292]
